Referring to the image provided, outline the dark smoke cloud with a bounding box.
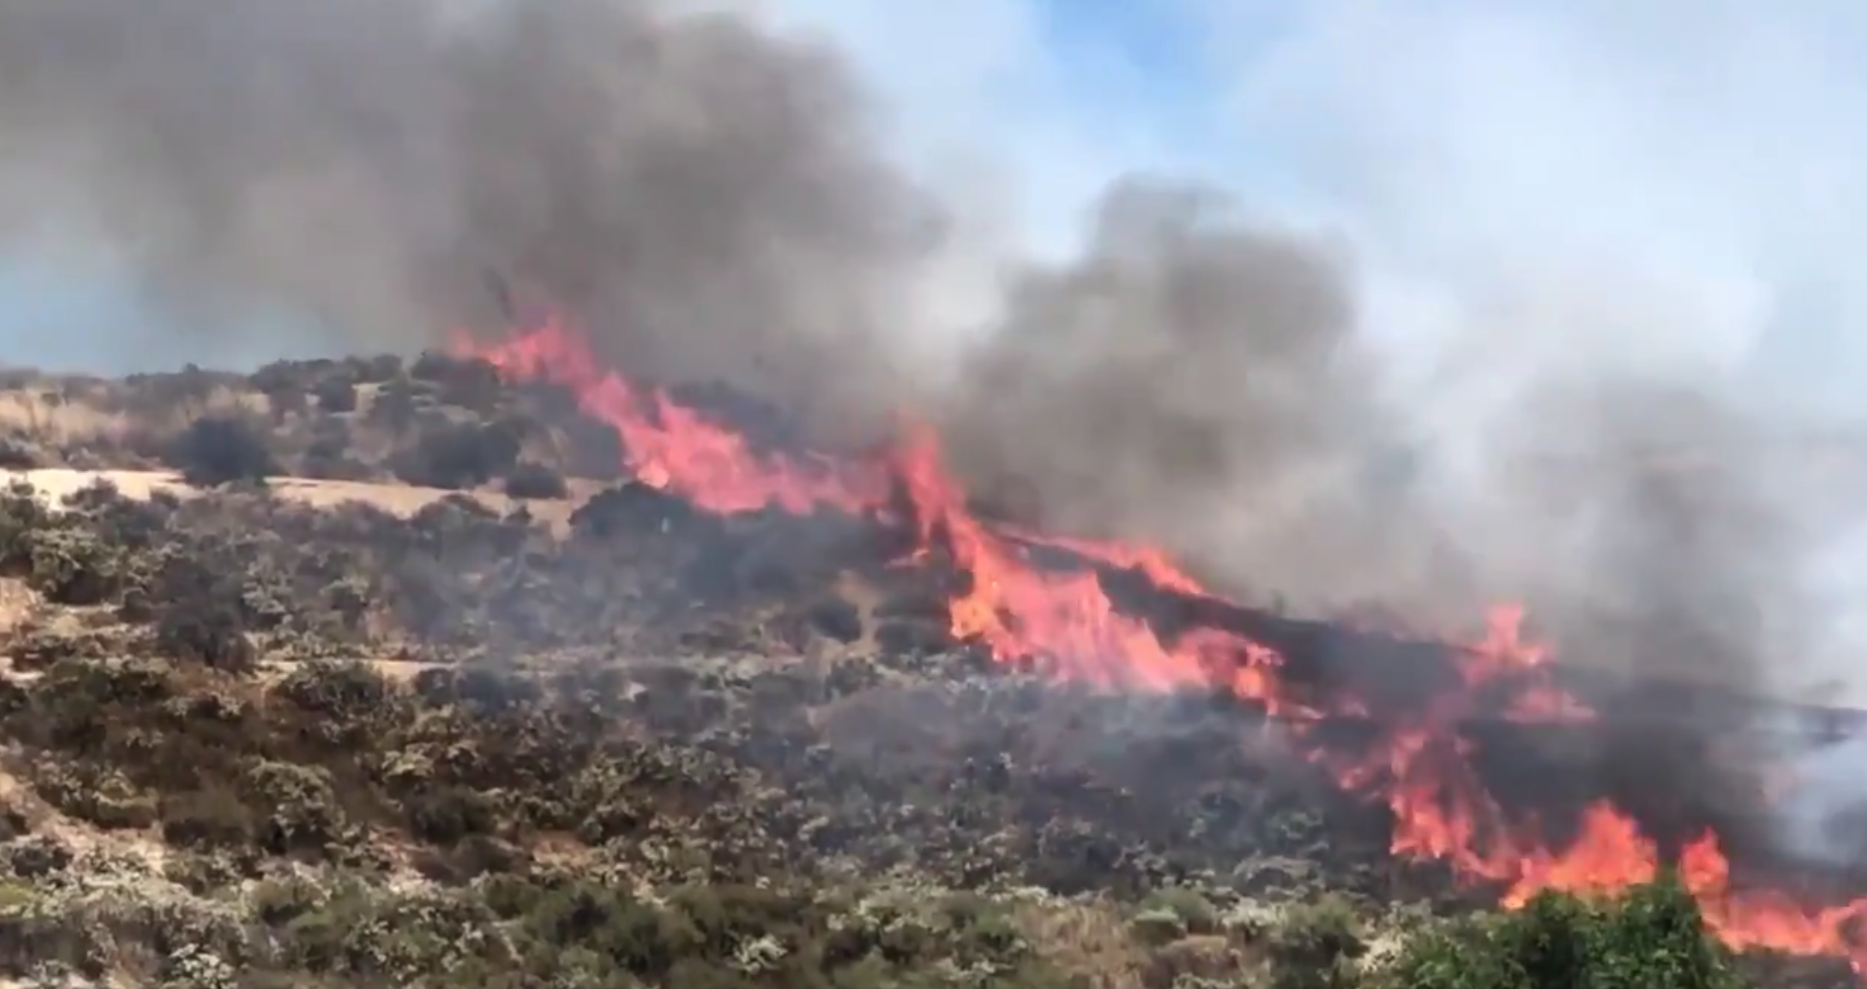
[0,0,937,436]
[935,179,1458,614]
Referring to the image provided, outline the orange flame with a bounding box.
[1504,803,1659,906]
[1000,526,1212,598]
[457,316,1867,972]
[464,316,886,514]
[1685,832,1867,966]
[890,425,1302,711]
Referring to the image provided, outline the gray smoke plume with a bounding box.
[936,179,1447,612]
[0,0,939,437]
[1467,376,1811,678]
[0,0,1858,858]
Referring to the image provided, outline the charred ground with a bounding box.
[0,353,1839,989]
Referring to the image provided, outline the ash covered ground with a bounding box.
[0,353,1845,988]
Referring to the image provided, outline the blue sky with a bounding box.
[8,0,1867,422]
[1032,0,1217,134]
[0,260,138,373]
[0,258,335,373]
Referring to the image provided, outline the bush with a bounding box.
[142,544,290,664]
[365,378,420,434]
[249,359,318,401]
[160,787,255,849]
[24,527,121,606]
[0,437,40,469]
[1379,878,1750,989]
[274,661,396,724]
[31,757,157,828]
[248,875,328,926]
[1138,887,1220,937]
[503,462,569,500]
[1270,895,1367,989]
[168,415,278,488]
[153,594,257,673]
[410,351,506,413]
[392,421,521,490]
[347,353,403,384]
[311,376,358,414]
[404,786,497,845]
[242,761,346,855]
[300,435,371,481]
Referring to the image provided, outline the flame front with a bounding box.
[460,317,1867,971]
[889,425,1299,706]
[466,315,887,514]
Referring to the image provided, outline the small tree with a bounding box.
[311,375,358,414]
[392,421,521,490]
[167,415,278,488]
[503,462,569,500]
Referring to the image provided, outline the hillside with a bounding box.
[0,351,1844,989]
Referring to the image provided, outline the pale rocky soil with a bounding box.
[0,467,597,531]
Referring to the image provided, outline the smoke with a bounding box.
[1188,0,1867,859]
[935,179,1447,613]
[0,0,944,437]
[3,0,1866,858]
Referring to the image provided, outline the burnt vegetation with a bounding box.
[0,356,1822,988]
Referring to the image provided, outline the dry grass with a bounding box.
[1018,899,1264,989]
[1146,935,1258,988]
[0,577,37,641]
[0,376,276,472]
[0,391,129,449]
[1016,899,1151,989]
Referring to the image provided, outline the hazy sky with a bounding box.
[758,0,1867,421]
[5,0,1867,420]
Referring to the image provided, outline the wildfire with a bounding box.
[889,424,1300,708]
[466,314,887,515]
[1684,832,1867,961]
[458,316,1867,971]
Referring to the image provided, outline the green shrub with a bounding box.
[1380,877,1751,989]
[1270,894,1367,989]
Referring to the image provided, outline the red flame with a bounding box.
[891,425,1302,710]
[465,314,887,514]
[458,316,1867,971]
[1685,832,1867,961]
